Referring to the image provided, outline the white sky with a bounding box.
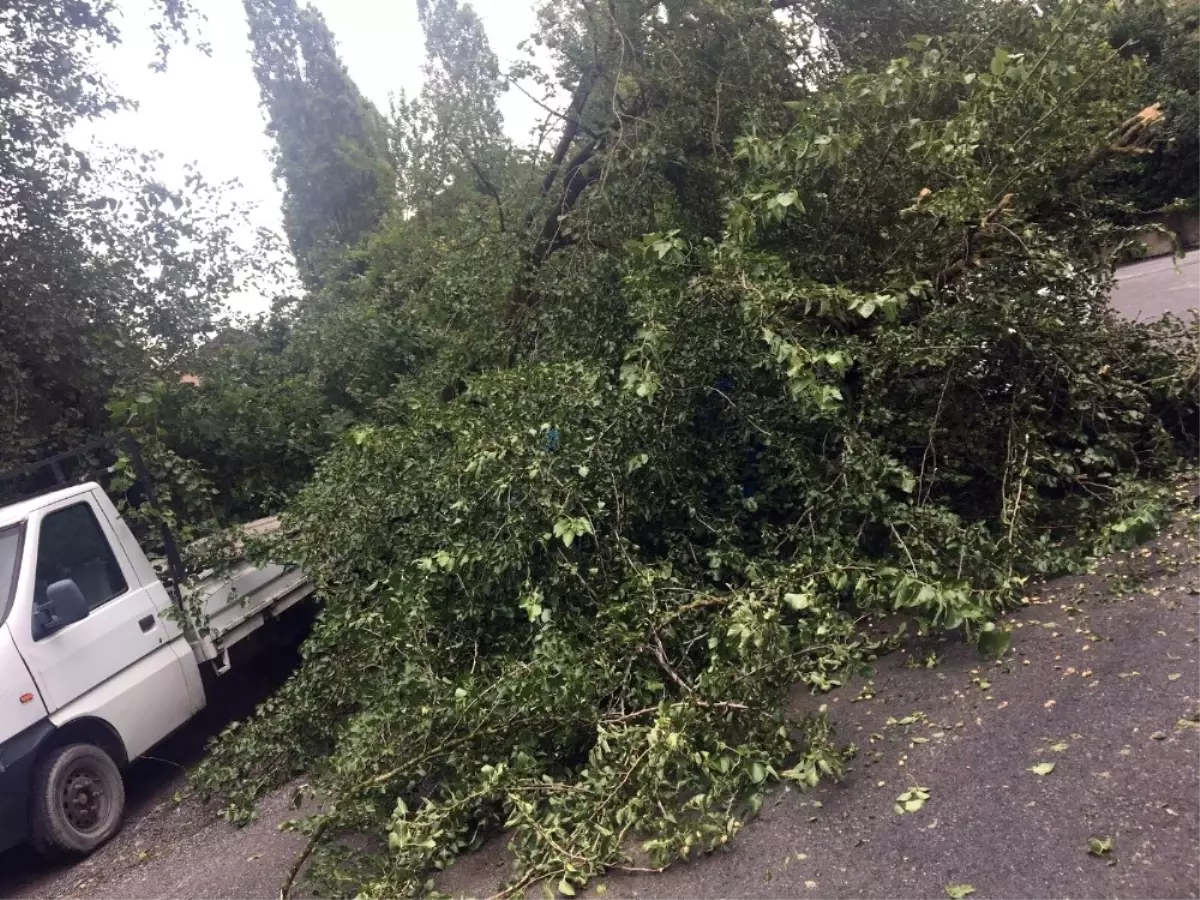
[81,0,543,313]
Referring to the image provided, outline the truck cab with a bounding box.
[0,479,311,858]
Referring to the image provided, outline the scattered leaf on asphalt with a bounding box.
[558,879,576,897]
[1150,731,1167,741]
[945,884,976,899]
[1043,700,1056,708]
[1028,762,1055,776]
[1087,836,1113,856]
[1050,742,1070,752]
[1167,673,1180,681]
[894,787,930,814]
[886,711,926,727]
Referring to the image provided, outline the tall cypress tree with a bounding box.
[244,0,396,285]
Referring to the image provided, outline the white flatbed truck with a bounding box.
[0,446,312,859]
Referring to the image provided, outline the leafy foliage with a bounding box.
[191,1,1197,896]
[0,0,269,473]
[121,289,428,519]
[0,0,1194,895]
[1102,0,1199,216]
[0,4,305,657]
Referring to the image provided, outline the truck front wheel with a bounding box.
[30,743,126,857]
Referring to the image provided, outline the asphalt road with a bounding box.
[0,650,304,899]
[1109,253,1199,320]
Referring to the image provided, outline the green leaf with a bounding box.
[1087,836,1113,856]
[750,761,768,783]
[945,885,975,899]
[1027,762,1055,776]
[784,592,812,610]
[976,627,1011,660]
[558,879,576,897]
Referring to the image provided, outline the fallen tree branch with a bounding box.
[280,819,327,900]
[1058,103,1163,188]
[935,104,1168,292]
[603,699,751,724]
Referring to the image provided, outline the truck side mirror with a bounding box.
[33,579,89,640]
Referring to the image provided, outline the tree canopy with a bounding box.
[0,1,264,470]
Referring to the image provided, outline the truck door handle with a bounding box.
[138,614,155,633]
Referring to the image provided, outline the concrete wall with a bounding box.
[1129,210,1200,258]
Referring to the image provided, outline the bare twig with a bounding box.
[509,78,600,140]
[657,594,731,625]
[712,387,772,437]
[889,522,918,576]
[650,631,694,694]
[488,873,538,900]
[917,371,953,506]
[602,699,751,724]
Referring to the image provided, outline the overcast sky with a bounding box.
[82,0,543,312]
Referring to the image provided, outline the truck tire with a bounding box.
[30,743,125,858]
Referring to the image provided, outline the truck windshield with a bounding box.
[0,524,21,627]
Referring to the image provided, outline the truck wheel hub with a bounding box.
[61,768,104,831]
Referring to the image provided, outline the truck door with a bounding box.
[10,496,198,760]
